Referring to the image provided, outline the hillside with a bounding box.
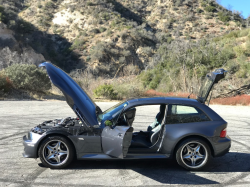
[0,0,250,100]
[20,0,247,74]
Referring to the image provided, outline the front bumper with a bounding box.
[213,135,231,157]
[23,132,44,158]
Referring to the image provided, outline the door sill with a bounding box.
[126,153,170,159]
[79,153,170,159]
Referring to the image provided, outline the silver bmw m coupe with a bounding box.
[23,62,231,170]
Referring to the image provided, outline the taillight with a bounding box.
[220,128,227,138]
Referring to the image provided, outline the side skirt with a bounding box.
[78,153,170,160]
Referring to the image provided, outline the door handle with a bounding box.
[118,133,123,137]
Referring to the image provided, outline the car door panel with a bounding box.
[101,126,133,158]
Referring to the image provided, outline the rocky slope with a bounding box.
[1,0,250,100]
[0,0,247,75]
[0,23,45,69]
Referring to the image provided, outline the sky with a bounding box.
[218,0,250,19]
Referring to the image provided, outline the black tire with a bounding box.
[38,136,75,169]
[176,138,211,171]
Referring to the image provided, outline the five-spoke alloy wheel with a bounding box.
[38,136,74,169]
[176,138,211,171]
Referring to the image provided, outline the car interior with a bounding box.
[117,104,167,150]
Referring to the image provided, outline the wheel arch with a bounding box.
[36,133,77,158]
[172,135,215,158]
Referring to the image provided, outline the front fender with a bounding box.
[23,129,73,158]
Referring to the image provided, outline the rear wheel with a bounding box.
[38,136,74,169]
[176,138,211,171]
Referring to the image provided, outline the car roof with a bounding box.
[126,97,199,106]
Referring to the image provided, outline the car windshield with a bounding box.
[98,101,128,122]
[199,77,213,99]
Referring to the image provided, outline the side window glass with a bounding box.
[167,105,210,124]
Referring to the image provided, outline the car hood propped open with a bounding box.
[39,62,99,128]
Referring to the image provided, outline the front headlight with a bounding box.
[31,126,44,134]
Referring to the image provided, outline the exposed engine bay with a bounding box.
[40,117,81,127]
[31,117,92,136]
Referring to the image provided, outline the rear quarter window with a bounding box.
[167,105,210,124]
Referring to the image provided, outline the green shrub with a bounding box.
[205,15,212,19]
[234,46,245,57]
[113,83,143,100]
[227,60,239,74]
[223,30,240,39]
[101,12,110,21]
[196,8,203,13]
[44,2,55,10]
[90,42,105,61]
[111,21,116,28]
[99,27,107,32]
[239,29,250,37]
[0,5,7,23]
[94,84,117,99]
[0,73,13,93]
[87,2,93,6]
[91,28,100,34]
[201,2,207,7]
[4,64,51,92]
[222,47,236,59]
[204,5,216,12]
[70,38,86,50]
[236,68,247,78]
[246,40,250,50]
[139,71,153,88]
[218,12,230,22]
[16,19,34,34]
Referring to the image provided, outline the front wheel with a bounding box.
[176,138,211,171]
[38,136,74,169]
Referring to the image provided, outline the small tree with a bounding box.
[0,73,12,93]
[204,5,216,12]
[94,84,117,99]
[246,15,250,28]
[218,12,230,22]
[0,5,6,23]
[4,64,51,92]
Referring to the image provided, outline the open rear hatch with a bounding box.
[197,69,227,104]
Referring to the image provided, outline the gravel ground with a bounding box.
[0,101,249,187]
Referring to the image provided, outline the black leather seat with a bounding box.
[148,105,166,144]
[147,105,166,132]
[130,105,166,148]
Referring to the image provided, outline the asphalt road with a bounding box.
[0,101,249,187]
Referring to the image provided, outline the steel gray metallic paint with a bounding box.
[23,132,45,158]
[101,126,133,158]
[23,128,77,158]
[160,120,229,157]
[119,97,230,157]
[23,96,230,160]
[69,134,102,158]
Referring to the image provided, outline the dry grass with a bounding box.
[145,90,197,99]
[210,94,250,105]
[145,90,250,106]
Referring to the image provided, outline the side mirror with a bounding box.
[104,120,113,127]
